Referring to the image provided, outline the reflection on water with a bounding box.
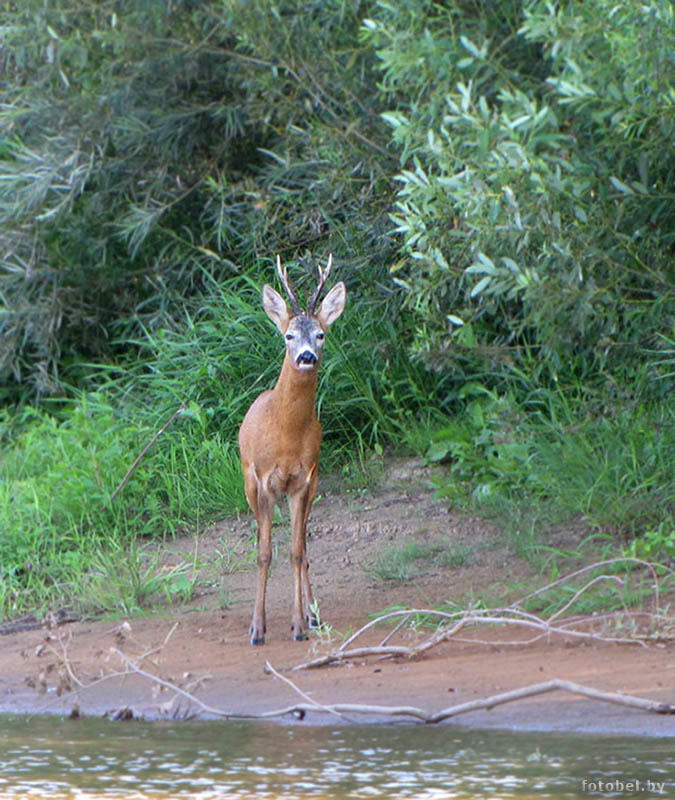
[0,715,672,799]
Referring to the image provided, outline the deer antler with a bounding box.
[306,254,333,316]
[276,255,302,316]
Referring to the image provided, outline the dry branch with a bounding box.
[286,559,674,672]
[109,401,187,504]
[509,557,669,613]
[264,660,347,721]
[426,679,675,724]
[100,654,675,723]
[30,620,674,726]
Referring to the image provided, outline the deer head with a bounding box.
[262,255,346,371]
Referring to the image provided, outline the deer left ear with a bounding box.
[262,284,291,333]
[316,282,346,330]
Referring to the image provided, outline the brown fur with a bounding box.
[238,267,346,644]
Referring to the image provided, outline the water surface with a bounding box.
[1,715,672,799]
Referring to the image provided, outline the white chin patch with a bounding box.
[295,351,318,368]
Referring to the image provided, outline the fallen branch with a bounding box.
[287,558,674,671]
[264,660,347,721]
[29,619,674,725]
[108,401,187,504]
[98,655,675,723]
[111,648,231,718]
[426,679,675,724]
[258,678,675,724]
[288,608,660,671]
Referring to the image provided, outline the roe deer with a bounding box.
[238,255,346,645]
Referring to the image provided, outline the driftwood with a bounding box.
[26,557,673,724]
[285,557,674,671]
[29,623,674,724]
[108,651,675,723]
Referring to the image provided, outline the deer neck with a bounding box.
[271,352,319,425]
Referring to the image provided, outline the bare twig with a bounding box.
[109,401,187,504]
[265,661,346,721]
[138,621,181,662]
[379,612,415,647]
[337,608,462,653]
[509,557,670,613]
[548,574,625,622]
[290,608,658,672]
[286,559,673,672]
[111,648,230,718]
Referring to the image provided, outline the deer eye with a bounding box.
[316,332,325,340]
[285,333,294,341]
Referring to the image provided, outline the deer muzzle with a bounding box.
[296,350,318,368]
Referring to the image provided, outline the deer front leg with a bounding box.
[250,504,273,645]
[245,469,274,646]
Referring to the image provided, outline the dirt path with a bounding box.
[1,459,673,735]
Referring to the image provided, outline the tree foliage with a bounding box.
[363,0,674,397]
[0,0,672,405]
[0,0,392,399]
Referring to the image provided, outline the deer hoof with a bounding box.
[249,623,265,646]
[292,628,308,642]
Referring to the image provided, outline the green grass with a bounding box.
[429,387,674,565]
[365,538,473,583]
[0,279,440,621]
[0,278,671,623]
[0,394,248,619]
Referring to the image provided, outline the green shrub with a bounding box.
[363,0,674,397]
[0,0,393,400]
[429,386,674,538]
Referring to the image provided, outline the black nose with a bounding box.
[296,350,318,366]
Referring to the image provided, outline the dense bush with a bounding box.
[2,1,671,402]
[0,1,672,618]
[363,0,674,398]
[0,0,393,400]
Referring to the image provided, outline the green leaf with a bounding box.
[470,276,491,297]
[609,176,634,195]
[466,253,496,275]
[501,257,520,274]
[459,36,482,58]
[427,441,452,462]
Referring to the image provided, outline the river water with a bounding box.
[0,715,672,799]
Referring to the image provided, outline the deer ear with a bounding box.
[262,284,290,333]
[316,282,346,330]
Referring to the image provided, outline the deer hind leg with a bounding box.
[245,467,274,646]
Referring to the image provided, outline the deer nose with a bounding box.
[296,350,318,366]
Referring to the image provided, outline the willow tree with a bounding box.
[0,0,390,400]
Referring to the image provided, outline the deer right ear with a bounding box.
[262,284,290,333]
[316,281,346,330]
